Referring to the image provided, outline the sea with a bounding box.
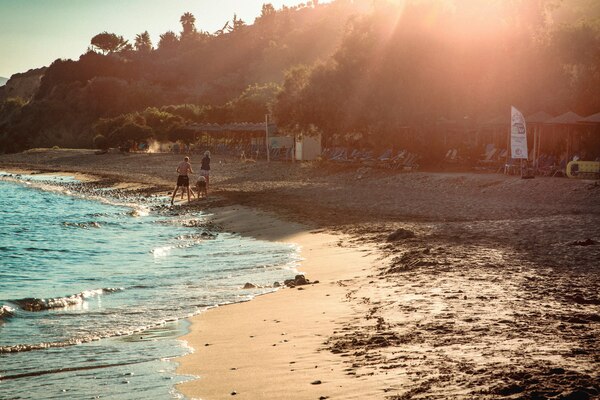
[0,172,300,399]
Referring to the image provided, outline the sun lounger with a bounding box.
[389,150,407,168]
[503,158,520,175]
[552,158,568,177]
[444,149,458,164]
[330,148,348,161]
[477,146,497,167]
[400,153,420,171]
[378,149,392,161]
[360,150,375,162]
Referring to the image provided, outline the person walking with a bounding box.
[200,151,211,193]
[171,156,194,205]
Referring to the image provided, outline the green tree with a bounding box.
[260,3,276,18]
[110,122,153,147]
[134,31,153,53]
[158,31,179,50]
[273,65,312,128]
[90,32,131,54]
[180,12,197,38]
[143,107,184,141]
[168,126,197,145]
[229,14,247,32]
[214,21,231,36]
[229,82,281,122]
[93,134,109,150]
[0,97,27,118]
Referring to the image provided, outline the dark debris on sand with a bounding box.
[325,217,600,399]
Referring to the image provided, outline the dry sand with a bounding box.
[177,206,384,399]
[1,149,599,399]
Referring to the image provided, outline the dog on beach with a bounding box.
[195,176,207,198]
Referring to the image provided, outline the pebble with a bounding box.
[311,380,322,385]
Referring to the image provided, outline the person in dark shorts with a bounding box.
[171,156,194,205]
[200,151,211,192]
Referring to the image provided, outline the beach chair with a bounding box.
[390,150,407,169]
[503,158,523,175]
[401,153,420,171]
[378,149,392,161]
[331,148,348,161]
[375,149,393,168]
[444,149,458,164]
[347,148,361,161]
[360,150,375,162]
[269,147,281,160]
[552,158,568,177]
[536,154,552,175]
[477,145,497,168]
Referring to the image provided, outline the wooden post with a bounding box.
[537,125,542,170]
[531,125,537,168]
[265,114,270,162]
[292,134,296,163]
[566,126,572,163]
[506,125,511,173]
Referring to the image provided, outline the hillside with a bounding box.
[0,0,370,152]
[0,77,8,86]
[1,0,599,156]
[0,68,46,102]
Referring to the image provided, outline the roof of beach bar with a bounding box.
[482,115,509,126]
[544,111,582,125]
[187,122,278,133]
[525,111,553,124]
[578,112,600,125]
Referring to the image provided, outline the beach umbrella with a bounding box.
[544,111,583,162]
[526,111,553,167]
[578,112,600,125]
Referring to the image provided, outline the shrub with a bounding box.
[93,134,109,150]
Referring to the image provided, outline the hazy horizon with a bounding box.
[0,0,316,78]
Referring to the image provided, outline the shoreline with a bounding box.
[175,205,385,399]
[2,167,375,398]
[1,150,599,399]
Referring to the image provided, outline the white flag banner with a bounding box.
[510,106,528,159]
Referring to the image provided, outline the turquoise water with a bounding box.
[0,173,300,399]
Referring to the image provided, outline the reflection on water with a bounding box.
[0,175,300,399]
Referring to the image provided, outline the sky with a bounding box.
[0,0,311,79]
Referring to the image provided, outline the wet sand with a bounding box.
[1,149,599,399]
[177,206,385,399]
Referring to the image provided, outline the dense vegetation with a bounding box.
[0,0,599,154]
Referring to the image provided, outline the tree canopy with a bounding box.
[1,0,599,154]
[90,32,131,54]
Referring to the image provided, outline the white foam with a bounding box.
[152,246,173,258]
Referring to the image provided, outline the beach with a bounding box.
[1,148,599,399]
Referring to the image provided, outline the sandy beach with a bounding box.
[177,206,384,399]
[1,149,599,399]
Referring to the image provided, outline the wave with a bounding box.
[0,337,98,354]
[10,288,123,312]
[0,315,197,354]
[129,206,149,217]
[152,246,173,258]
[0,305,15,320]
[62,221,102,229]
[0,359,146,380]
